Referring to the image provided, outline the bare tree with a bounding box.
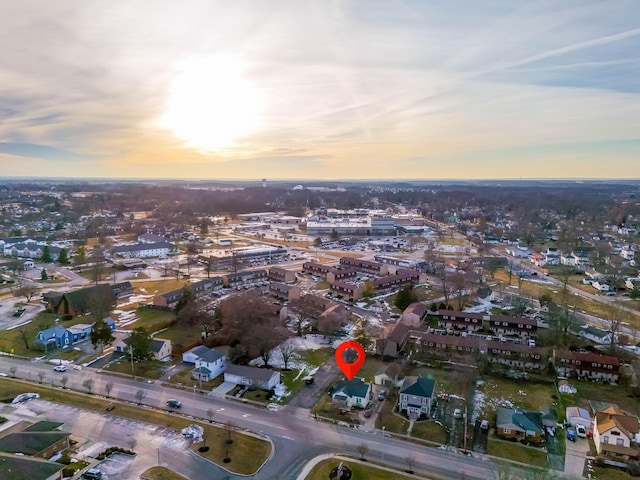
[548,302,578,346]
[128,438,137,451]
[9,366,17,378]
[223,422,235,445]
[357,443,369,461]
[60,375,69,389]
[405,455,416,474]
[605,304,624,353]
[207,408,215,423]
[83,378,94,394]
[279,341,297,370]
[105,382,114,398]
[16,283,38,302]
[135,389,147,405]
[37,371,46,384]
[18,326,30,350]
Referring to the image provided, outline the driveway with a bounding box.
[564,435,590,478]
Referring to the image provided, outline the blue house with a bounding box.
[34,325,73,350]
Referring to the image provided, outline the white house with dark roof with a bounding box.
[224,364,280,391]
[399,376,435,418]
[192,348,226,382]
[111,242,174,258]
[331,377,372,409]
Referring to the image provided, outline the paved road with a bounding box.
[0,356,509,480]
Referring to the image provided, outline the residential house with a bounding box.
[401,302,427,327]
[376,323,410,359]
[331,377,372,409]
[477,287,495,302]
[34,325,72,350]
[192,348,226,382]
[530,253,546,267]
[269,282,300,302]
[268,266,296,283]
[113,333,172,361]
[152,288,183,309]
[437,310,486,334]
[496,408,544,444]
[374,364,401,387]
[223,364,280,391]
[554,350,620,382]
[579,325,615,345]
[507,245,530,258]
[182,345,212,364]
[592,281,611,292]
[593,405,640,460]
[396,268,428,284]
[398,376,435,419]
[138,233,170,244]
[620,246,635,262]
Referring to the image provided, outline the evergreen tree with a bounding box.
[128,327,154,361]
[40,268,48,281]
[90,318,115,353]
[41,245,52,263]
[58,248,69,265]
[395,285,418,311]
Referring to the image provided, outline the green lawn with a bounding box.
[165,368,223,390]
[487,439,548,467]
[410,420,448,444]
[123,307,176,333]
[561,381,640,417]
[376,395,410,434]
[477,378,557,417]
[141,466,189,480]
[106,359,165,379]
[305,459,423,480]
[157,323,202,352]
[298,348,333,367]
[0,378,271,475]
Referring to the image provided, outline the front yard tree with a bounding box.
[207,408,215,423]
[18,326,30,350]
[41,267,48,280]
[105,382,113,398]
[60,375,69,389]
[37,371,46,384]
[58,248,69,265]
[74,245,87,266]
[128,327,154,361]
[279,341,297,370]
[41,245,52,263]
[405,455,416,474]
[548,301,578,346]
[90,318,115,353]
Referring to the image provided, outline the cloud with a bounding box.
[0,142,101,161]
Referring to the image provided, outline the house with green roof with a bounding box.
[399,376,435,419]
[45,284,116,316]
[496,407,544,443]
[331,377,372,409]
[0,431,70,459]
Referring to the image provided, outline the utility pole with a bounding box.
[463,406,468,452]
[130,346,135,379]
[381,426,386,464]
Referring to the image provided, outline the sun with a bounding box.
[158,56,265,152]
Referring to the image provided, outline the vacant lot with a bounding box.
[122,307,176,332]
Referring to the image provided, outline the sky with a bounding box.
[0,0,639,180]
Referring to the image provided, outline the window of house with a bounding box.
[617,438,624,446]
[518,324,523,328]
[604,435,609,443]
[503,428,511,434]
[576,361,581,365]
[611,431,620,436]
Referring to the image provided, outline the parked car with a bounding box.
[12,393,39,404]
[363,409,372,418]
[575,423,587,438]
[53,365,67,372]
[378,391,386,401]
[167,399,182,408]
[82,469,103,479]
[480,419,489,430]
[453,408,463,419]
[106,403,115,411]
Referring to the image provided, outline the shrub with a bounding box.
[62,467,75,478]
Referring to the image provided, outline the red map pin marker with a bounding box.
[335,340,366,381]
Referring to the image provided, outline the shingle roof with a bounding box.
[199,349,224,363]
[0,453,64,480]
[225,364,278,382]
[333,378,370,399]
[0,432,69,455]
[400,377,435,398]
[21,421,63,433]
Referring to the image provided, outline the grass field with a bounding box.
[106,358,166,379]
[410,419,448,444]
[141,466,188,480]
[0,378,271,475]
[487,439,548,467]
[123,307,176,332]
[133,279,189,296]
[305,458,422,480]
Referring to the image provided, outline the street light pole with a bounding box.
[381,426,386,464]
